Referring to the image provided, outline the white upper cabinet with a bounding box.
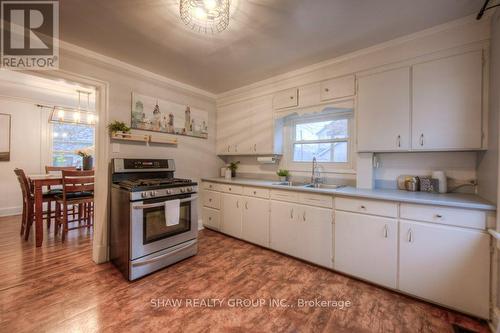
[298,83,321,108]
[412,51,484,150]
[320,75,355,102]
[273,88,298,110]
[216,95,278,155]
[357,67,411,152]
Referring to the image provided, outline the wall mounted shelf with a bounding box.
[111,131,178,146]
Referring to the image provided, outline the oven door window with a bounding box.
[143,196,191,244]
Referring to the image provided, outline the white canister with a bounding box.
[432,171,447,193]
[224,168,232,180]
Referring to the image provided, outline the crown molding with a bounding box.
[216,13,492,100]
[59,40,216,100]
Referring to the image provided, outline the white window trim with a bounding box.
[49,121,96,167]
[283,112,356,174]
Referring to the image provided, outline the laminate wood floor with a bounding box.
[0,215,490,332]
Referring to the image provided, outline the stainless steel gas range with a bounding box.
[109,158,198,281]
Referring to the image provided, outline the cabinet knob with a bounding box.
[435,214,443,219]
[360,205,366,210]
[253,191,257,195]
[290,96,294,99]
[324,88,329,92]
[209,198,212,202]
[209,217,212,221]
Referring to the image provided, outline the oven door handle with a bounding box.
[131,240,197,267]
[133,196,198,210]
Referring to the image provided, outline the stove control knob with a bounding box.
[150,191,156,197]
[141,192,148,198]
[180,188,185,193]
[187,187,193,192]
[166,189,172,195]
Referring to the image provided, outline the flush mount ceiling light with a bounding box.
[180,0,231,34]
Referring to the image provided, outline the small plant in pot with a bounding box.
[276,169,290,182]
[228,161,240,178]
[76,147,94,170]
[108,121,131,137]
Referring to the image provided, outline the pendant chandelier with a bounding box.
[47,90,97,125]
[180,0,231,34]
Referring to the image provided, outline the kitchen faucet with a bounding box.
[311,157,321,185]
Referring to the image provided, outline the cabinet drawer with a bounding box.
[202,207,220,230]
[273,88,298,109]
[270,190,299,203]
[320,75,355,101]
[243,186,270,199]
[335,197,398,218]
[299,192,333,208]
[203,182,220,191]
[202,190,220,209]
[400,203,486,229]
[219,184,243,195]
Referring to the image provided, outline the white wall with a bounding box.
[0,99,43,216]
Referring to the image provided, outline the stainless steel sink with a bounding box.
[303,183,346,190]
[271,181,309,187]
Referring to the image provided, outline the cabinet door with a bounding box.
[202,207,220,230]
[357,67,411,151]
[217,101,253,155]
[270,200,297,255]
[320,75,355,101]
[273,88,298,109]
[412,51,483,150]
[334,211,398,288]
[250,95,274,154]
[298,83,321,108]
[399,220,490,318]
[242,197,270,247]
[296,205,333,268]
[221,194,243,238]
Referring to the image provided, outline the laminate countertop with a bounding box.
[201,178,496,211]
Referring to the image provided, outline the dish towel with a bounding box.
[164,199,180,227]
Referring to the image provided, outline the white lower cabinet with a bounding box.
[296,205,333,268]
[270,200,333,268]
[242,197,270,247]
[334,211,398,289]
[221,193,243,238]
[399,220,490,318]
[270,200,297,256]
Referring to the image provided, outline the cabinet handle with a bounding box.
[420,134,424,146]
[236,201,239,208]
[209,198,212,202]
[208,217,212,221]
[407,229,413,243]
[209,184,213,188]
[435,214,443,219]
[245,202,248,210]
[253,191,257,195]
[228,187,232,191]
[383,225,388,238]
[290,208,294,219]
[227,145,230,152]
[235,145,238,152]
[254,144,257,152]
[397,135,401,148]
[360,205,366,210]
[302,211,306,221]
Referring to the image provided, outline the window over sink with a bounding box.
[284,110,354,173]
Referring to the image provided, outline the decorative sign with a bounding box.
[131,93,208,139]
[0,113,11,161]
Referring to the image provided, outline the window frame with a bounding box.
[284,111,355,174]
[49,122,96,168]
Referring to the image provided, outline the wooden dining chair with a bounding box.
[45,166,78,227]
[54,170,94,242]
[13,168,58,240]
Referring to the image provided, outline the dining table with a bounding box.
[28,173,62,247]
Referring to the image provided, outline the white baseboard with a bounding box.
[0,206,22,217]
[198,218,204,231]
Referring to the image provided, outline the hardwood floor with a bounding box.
[0,215,490,333]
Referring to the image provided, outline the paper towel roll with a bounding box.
[257,156,277,164]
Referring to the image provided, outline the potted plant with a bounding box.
[276,169,290,182]
[108,121,131,137]
[76,147,94,170]
[228,161,240,178]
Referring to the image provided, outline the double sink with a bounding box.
[272,182,345,190]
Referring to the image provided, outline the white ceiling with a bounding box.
[60,0,481,94]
